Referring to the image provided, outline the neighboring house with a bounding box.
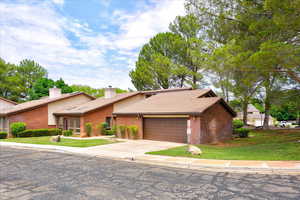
[113,89,236,144]
[0,88,95,135]
[236,104,275,126]
[0,97,17,132]
[54,87,192,136]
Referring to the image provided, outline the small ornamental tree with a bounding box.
[85,123,92,137]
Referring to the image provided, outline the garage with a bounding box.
[143,118,187,143]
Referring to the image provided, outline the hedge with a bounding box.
[233,119,244,129]
[62,130,73,136]
[235,128,250,138]
[0,132,7,139]
[17,128,62,137]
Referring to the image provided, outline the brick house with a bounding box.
[236,104,275,127]
[113,89,236,144]
[0,88,94,135]
[53,87,192,136]
[0,97,17,132]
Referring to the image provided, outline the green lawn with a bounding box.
[2,136,116,147]
[147,129,300,161]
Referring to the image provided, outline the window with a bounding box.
[0,117,8,132]
[58,117,64,129]
[67,118,80,134]
[106,117,112,129]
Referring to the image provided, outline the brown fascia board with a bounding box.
[141,87,193,94]
[113,112,202,116]
[0,97,18,105]
[5,92,95,116]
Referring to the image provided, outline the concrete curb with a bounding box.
[1,142,300,175]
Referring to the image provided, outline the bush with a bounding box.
[62,130,73,136]
[0,132,7,139]
[128,125,138,139]
[105,125,117,136]
[233,119,244,129]
[118,125,127,138]
[17,128,62,137]
[98,122,108,135]
[85,123,92,137]
[235,128,250,138]
[10,122,26,137]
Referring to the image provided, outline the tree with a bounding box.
[17,59,47,99]
[130,32,185,90]
[169,14,207,88]
[29,78,73,100]
[29,78,55,100]
[71,85,127,98]
[55,78,73,93]
[186,0,300,129]
[0,58,22,102]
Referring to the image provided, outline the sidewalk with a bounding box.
[1,141,300,174]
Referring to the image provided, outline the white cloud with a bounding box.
[112,0,185,50]
[0,0,186,89]
[52,0,64,6]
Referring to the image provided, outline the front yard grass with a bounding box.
[147,129,300,161]
[2,136,116,147]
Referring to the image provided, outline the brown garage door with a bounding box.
[143,118,187,143]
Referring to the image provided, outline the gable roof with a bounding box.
[54,92,140,116]
[141,87,193,94]
[0,92,95,116]
[0,97,17,105]
[113,89,236,117]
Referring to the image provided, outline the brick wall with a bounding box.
[8,105,51,130]
[115,115,143,139]
[199,103,233,144]
[190,116,201,144]
[81,105,113,136]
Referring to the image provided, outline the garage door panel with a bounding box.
[143,118,187,143]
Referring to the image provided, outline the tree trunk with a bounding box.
[180,77,184,88]
[263,90,271,129]
[242,101,248,125]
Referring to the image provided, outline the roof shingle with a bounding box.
[113,89,235,116]
[0,92,94,116]
[54,92,140,115]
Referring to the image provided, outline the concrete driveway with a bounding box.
[81,139,184,159]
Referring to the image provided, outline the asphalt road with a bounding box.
[1,147,300,200]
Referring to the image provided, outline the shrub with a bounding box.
[235,128,250,138]
[128,125,138,139]
[18,128,62,137]
[105,125,117,136]
[233,119,244,129]
[0,132,7,139]
[10,122,26,137]
[85,123,92,137]
[98,122,108,135]
[62,130,73,136]
[118,125,127,138]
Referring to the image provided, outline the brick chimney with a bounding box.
[49,87,62,98]
[104,86,116,98]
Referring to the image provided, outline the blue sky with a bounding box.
[0,0,185,89]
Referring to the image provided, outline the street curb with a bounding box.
[1,143,300,175]
[131,157,300,175]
